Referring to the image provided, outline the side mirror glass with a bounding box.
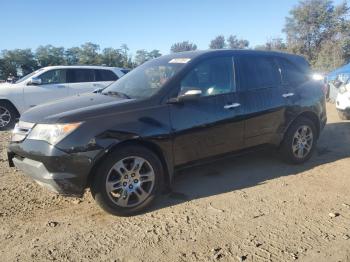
[28,77,42,86]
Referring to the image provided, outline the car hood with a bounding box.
[21,93,137,124]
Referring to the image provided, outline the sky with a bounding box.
[0,0,346,56]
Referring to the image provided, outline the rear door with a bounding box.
[24,69,69,109]
[67,69,96,95]
[275,57,308,103]
[170,55,245,166]
[236,54,287,147]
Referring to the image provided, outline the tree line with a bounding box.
[0,43,163,79]
[1,0,349,80]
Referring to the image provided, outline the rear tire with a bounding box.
[91,145,164,216]
[0,101,18,131]
[280,117,317,164]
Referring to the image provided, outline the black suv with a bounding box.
[8,50,327,216]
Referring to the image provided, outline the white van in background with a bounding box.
[0,66,127,130]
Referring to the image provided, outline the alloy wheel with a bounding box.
[292,125,313,159]
[105,156,155,207]
[0,106,11,128]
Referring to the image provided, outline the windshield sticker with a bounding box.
[169,58,191,64]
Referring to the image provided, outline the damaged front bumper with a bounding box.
[8,139,99,196]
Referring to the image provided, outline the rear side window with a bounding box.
[39,69,66,85]
[121,69,130,74]
[95,70,118,81]
[238,55,281,91]
[277,58,308,86]
[67,69,94,83]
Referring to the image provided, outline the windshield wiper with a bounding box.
[102,91,131,99]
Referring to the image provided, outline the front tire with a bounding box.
[280,117,317,164]
[0,101,17,130]
[91,145,164,216]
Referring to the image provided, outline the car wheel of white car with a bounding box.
[0,102,17,130]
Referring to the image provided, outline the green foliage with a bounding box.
[36,45,66,67]
[148,50,162,59]
[0,43,138,79]
[120,44,132,68]
[209,35,226,49]
[65,47,80,65]
[227,35,249,49]
[255,38,287,51]
[134,49,162,65]
[209,35,249,49]
[135,49,149,65]
[78,42,101,65]
[1,49,37,77]
[101,48,123,67]
[284,0,350,71]
[170,41,197,53]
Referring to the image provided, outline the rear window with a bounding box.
[67,69,94,83]
[276,58,308,86]
[121,69,130,74]
[238,55,281,91]
[95,70,118,81]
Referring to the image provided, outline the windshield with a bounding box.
[15,68,44,84]
[102,57,188,99]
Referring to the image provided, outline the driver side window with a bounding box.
[180,56,235,97]
[39,69,66,85]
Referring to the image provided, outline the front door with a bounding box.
[24,69,69,109]
[169,56,244,166]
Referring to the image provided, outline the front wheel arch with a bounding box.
[87,139,172,190]
[0,99,20,118]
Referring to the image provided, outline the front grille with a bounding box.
[11,121,35,142]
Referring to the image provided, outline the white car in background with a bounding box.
[0,65,127,130]
[336,81,350,120]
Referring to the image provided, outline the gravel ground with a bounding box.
[0,103,349,262]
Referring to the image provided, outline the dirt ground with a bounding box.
[0,103,349,262]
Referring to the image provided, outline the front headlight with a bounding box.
[27,122,82,145]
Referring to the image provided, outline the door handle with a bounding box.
[224,103,240,109]
[282,93,294,98]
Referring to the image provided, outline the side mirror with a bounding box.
[168,89,202,104]
[27,77,42,86]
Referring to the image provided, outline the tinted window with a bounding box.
[121,69,130,74]
[238,56,281,91]
[180,56,234,97]
[67,69,94,83]
[277,58,308,85]
[39,69,66,85]
[95,70,118,81]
